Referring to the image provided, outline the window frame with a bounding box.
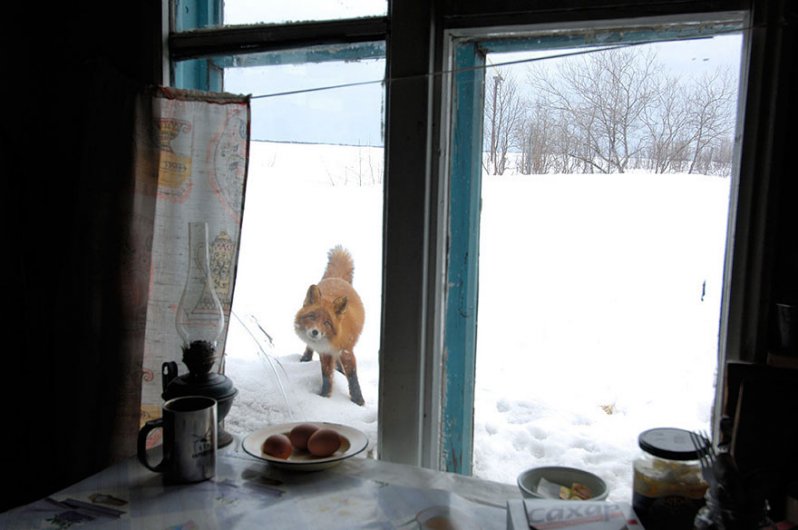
[428,0,772,476]
[440,10,749,476]
[166,0,779,477]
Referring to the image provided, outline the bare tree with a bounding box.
[516,99,557,174]
[484,69,525,175]
[686,69,736,175]
[711,136,736,176]
[641,75,694,173]
[530,47,658,174]
[514,46,737,177]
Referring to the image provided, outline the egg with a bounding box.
[289,423,320,451]
[261,433,293,459]
[307,428,343,457]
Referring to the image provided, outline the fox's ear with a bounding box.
[304,285,322,306]
[333,296,348,315]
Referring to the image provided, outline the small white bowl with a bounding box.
[517,466,609,501]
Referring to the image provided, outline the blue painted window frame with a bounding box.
[173,0,222,90]
[441,15,745,475]
[441,42,484,475]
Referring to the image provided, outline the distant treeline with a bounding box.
[484,47,737,177]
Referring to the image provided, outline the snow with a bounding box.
[223,140,728,505]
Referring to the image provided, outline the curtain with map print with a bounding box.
[138,87,251,433]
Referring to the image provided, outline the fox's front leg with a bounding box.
[300,346,314,362]
[319,354,335,397]
[340,349,365,406]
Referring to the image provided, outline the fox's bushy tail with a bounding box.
[322,245,355,285]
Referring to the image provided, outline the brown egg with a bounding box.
[261,433,293,459]
[289,423,320,451]
[307,428,342,457]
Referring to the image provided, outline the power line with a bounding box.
[248,25,751,100]
[251,43,630,100]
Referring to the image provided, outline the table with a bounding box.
[0,437,521,529]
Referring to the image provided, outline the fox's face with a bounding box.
[294,284,348,355]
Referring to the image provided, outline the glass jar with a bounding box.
[632,427,708,530]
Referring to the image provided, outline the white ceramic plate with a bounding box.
[242,422,369,471]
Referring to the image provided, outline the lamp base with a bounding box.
[162,362,238,449]
[218,425,234,448]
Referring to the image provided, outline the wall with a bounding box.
[4,0,162,512]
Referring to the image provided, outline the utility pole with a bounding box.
[489,73,503,174]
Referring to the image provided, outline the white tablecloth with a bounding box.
[1,437,522,529]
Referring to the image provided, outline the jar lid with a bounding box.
[638,427,706,461]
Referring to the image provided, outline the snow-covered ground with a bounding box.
[223,140,728,504]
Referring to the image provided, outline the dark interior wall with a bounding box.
[772,6,798,306]
[762,1,798,353]
[2,0,796,515]
[4,1,161,513]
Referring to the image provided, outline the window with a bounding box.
[169,0,768,496]
[441,17,746,501]
[173,40,387,450]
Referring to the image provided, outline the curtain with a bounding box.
[136,87,251,429]
[5,62,249,511]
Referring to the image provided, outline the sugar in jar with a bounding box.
[632,427,708,530]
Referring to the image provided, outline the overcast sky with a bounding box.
[224,33,743,146]
[224,0,386,26]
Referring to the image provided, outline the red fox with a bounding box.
[294,245,365,406]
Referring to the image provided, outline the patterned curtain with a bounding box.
[136,87,251,429]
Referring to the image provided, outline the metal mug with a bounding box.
[137,395,217,483]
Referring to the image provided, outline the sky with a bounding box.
[225,59,385,146]
[490,33,743,77]
[223,32,743,146]
[223,0,386,26]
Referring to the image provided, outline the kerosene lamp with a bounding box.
[162,221,238,447]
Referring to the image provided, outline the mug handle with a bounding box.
[137,418,167,472]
